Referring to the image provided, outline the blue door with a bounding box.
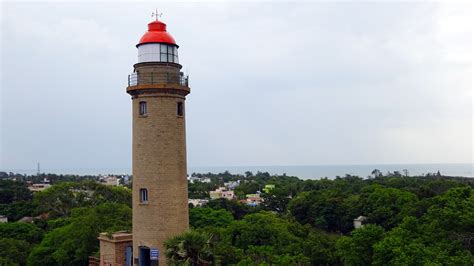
[125,246,132,266]
[139,246,150,266]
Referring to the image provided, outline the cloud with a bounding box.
[1,2,472,172]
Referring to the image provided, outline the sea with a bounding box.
[3,163,473,180]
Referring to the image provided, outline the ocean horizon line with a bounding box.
[2,163,473,179]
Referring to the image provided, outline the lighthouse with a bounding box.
[127,15,190,265]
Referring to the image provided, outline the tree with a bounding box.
[336,225,385,265]
[0,180,36,221]
[373,216,473,265]
[164,231,215,265]
[0,238,31,266]
[371,169,382,178]
[423,187,474,250]
[0,201,37,221]
[358,186,418,229]
[222,211,317,259]
[27,203,132,265]
[33,181,131,217]
[288,190,356,232]
[0,222,43,244]
[206,199,254,220]
[372,187,474,265]
[0,180,32,203]
[261,187,291,213]
[190,207,234,229]
[402,169,409,177]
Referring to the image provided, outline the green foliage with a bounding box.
[371,187,474,265]
[424,187,474,237]
[373,216,473,265]
[27,203,131,265]
[33,180,131,217]
[2,172,473,265]
[164,231,215,265]
[190,207,234,229]
[288,190,356,232]
[0,222,43,244]
[206,198,255,219]
[225,212,303,252]
[171,212,339,265]
[0,180,32,204]
[358,186,419,229]
[261,187,291,213]
[0,238,31,266]
[234,181,261,197]
[0,201,37,221]
[188,181,217,199]
[336,224,385,265]
[0,180,36,221]
[301,230,339,265]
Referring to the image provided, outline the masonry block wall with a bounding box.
[128,62,190,266]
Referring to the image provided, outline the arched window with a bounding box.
[139,101,147,116]
[139,188,148,203]
[177,102,184,117]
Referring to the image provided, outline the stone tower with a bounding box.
[127,17,190,266]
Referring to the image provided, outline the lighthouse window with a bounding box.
[177,102,184,116]
[139,101,147,116]
[139,188,148,203]
[154,44,178,63]
[137,43,179,63]
[160,44,167,53]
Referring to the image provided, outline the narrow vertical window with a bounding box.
[177,102,184,117]
[140,188,148,203]
[160,44,168,62]
[139,101,147,116]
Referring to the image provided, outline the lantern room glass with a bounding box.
[137,43,179,63]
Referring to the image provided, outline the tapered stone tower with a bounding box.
[127,16,190,266]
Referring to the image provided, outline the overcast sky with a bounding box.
[1,1,472,172]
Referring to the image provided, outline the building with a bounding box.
[209,187,235,200]
[188,176,211,183]
[353,216,367,229]
[99,175,119,186]
[27,183,51,192]
[224,180,240,190]
[127,15,191,266]
[245,193,263,206]
[97,14,191,266]
[263,184,275,193]
[188,199,209,207]
[0,215,7,223]
[97,232,133,266]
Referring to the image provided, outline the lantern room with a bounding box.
[136,20,179,64]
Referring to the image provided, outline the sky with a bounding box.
[1,1,472,172]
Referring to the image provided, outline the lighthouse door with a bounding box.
[139,246,150,266]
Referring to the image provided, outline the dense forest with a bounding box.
[0,171,473,265]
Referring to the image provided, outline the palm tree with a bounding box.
[164,231,214,265]
[371,169,381,178]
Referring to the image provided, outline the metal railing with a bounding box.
[128,72,189,87]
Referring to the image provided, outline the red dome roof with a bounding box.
[137,20,177,47]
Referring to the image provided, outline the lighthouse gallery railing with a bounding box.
[128,72,189,87]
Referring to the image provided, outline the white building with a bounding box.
[188,176,211,184]
[188,199,209,207]
[100,176,119,186]
[28,183,51,192]
[353,216,367,229]
[224,180,240,190]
